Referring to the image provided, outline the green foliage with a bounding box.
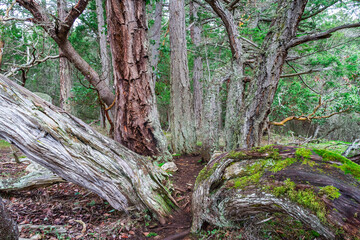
[227,150,248,160]
[0,139,11,149]
[146,232,158,237]
[319,185,341,200]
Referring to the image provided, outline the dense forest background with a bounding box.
[1,0,359,146]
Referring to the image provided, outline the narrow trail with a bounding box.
[154,155,204,240]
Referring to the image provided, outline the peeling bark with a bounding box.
[0,74,175,222]
[192,146,360,239]
[107,0,169,158]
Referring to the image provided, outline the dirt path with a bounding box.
[153,155,204,239]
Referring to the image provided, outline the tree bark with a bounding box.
[0,197,19,240]
[148,0,163,89]
[106,0,169,158]
[0,74,175,222]
[95,0,111,128]
[205,0,245,151]
[169,0,196,154]
[190,1,203,137]
[192,146,360,239]
[0,38,4,69]
[242,0,308,148]
[58,0,73,113]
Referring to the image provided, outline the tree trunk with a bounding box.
[190,1,203,138]
[106,0,169,158]
[0,197,19,240]
[58,0,73,113]
[192,146,360,239]
[95,0,111,128]
[169,0,196,154]
[241,0,308,148]
[148,0,162,89]
[0,38,4,69]
[0,74,175,222]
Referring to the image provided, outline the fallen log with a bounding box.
[192,145,360,239]
[0,74,176,223]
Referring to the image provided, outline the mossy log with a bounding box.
[192,145,360,239]
[0,74,176,222]
[0,197,19,240]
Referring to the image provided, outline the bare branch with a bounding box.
[301,0,340,20]
[287,22,360,49]
[280,67,331,78]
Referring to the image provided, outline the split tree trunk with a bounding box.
[169,0,196,154]
[0,74,175,222]
[0,197,19,240]
[58,0,73,113]
[190,1,203,138]
[107,0,169,158]
[192,146,360,239]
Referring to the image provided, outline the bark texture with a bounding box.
[205,0,244,151]
[0,197,19,240]
[190,1,203,136]
[242,0,308,148]
[0,74,175,222]
[95,0,111,128]
[107,0,169,158]
[148,0,162,88]
[0,38,4,69]
[192,146,360,239]
[169,0,196,154]
[58,0,73,113]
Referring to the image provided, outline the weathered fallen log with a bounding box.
[0,161,65,192]
[0,197,19,240]
[0,74,176,222]
[192,145,360,239]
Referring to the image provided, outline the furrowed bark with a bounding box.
[0,74,175,222]
[169,0,196,154]
[192,146,360,239]
[0,197,19,240]
[107,0,169,158]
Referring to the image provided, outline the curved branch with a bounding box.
[287,22,360,49]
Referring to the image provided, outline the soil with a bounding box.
[0,145,205,240]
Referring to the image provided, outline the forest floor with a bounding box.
[0,142,205,240]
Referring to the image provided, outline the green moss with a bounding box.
[271,179,327,222]
[196,141,203,147]
[302,159,317,167]
[271,158,297,173]
[314,149,360,180]
[233,172,262,189]
[195,163,219,186]
[227,151,248,160]
[255,144,275,153]
[295,148,312,159]
[319,185,341,200]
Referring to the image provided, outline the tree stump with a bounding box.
[0,197,19,240]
